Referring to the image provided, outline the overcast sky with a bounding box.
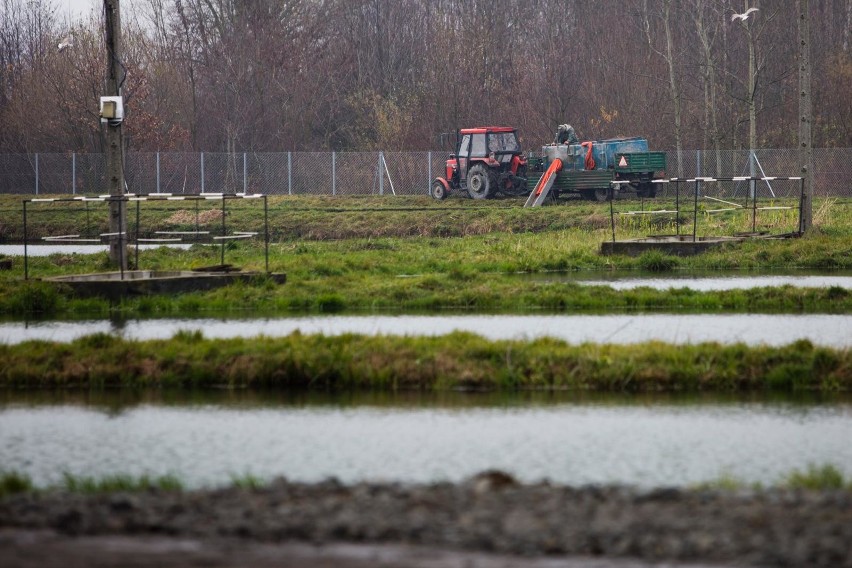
[57,0,140,23]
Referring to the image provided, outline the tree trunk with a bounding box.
[747,24,757,151]
[663,0,682,176]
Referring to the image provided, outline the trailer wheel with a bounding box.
[467,164,494,199]
[430,179,449,200]
[636,182,657,198]
[582,188,610,201]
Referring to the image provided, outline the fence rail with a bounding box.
[1,149,849,198]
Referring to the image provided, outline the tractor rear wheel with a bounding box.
[467,164,494,199]
[430,179,448,200]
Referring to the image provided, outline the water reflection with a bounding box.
[523,269,852,291]
[577,275,852,291]
[2,388,849,412]
[0,244,192,256]
[1,392,850,489]
[2,313,850,347]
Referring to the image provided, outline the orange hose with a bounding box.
[581,142,596,170]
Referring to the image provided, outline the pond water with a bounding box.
[573,274,852,291]
[0,244,193,256]
[1,392,850,489]
[2,313,850,347]
[518,269,852,291]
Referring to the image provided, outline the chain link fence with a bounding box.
[1,149,849,198]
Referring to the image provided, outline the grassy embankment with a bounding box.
[0,195,850,317]
[1,330,849,390]
[1,195,850,393]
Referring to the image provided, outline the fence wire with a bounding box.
[1,149,849,197]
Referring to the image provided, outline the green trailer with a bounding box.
[527,138,667,202]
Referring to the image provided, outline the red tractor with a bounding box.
[430,127,528,200]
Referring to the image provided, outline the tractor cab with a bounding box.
[431,127,528,200]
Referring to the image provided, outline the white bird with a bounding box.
[731,7,759,22]
[58,33,74,52]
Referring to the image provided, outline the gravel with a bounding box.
[2,472,851,567]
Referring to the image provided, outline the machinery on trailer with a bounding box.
[525,137,666,205]
[430,127,528,200]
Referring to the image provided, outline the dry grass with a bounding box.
[813,198,837,226]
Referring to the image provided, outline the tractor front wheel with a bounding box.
[430,179,449,200]
[467,164,494,199]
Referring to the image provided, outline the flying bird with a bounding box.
[58,33,74,52]
[731,7,759,22]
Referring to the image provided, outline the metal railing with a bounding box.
[1,149,849,197]
[21,192,271,280]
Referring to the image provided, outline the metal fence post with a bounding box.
[749,151,756,199]
[427,151,432,194]
[693,178,699,242]
[379,152,384,195]
[72,152,76,195]
[675,179,681,236]
[332,151,336,196]
[23,200,28,279]
[156,152,160,193]
[35,153,39,195]
[243,152,247,193]
[201,152,205,194]
[264,195,269,273]
[287,151,292,195]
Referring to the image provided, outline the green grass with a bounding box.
[0,471,183,497]
[784,464,849,490]
[229,473,266,490]
[60,472,184,493]
[1,333,849,391]
[0,471,36,498]
[3,464,850,498]
[697,464,852,491]
[1,195,851,318]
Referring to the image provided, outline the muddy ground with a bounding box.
[1,473,850,567]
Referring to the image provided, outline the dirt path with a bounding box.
[0,529,741,568]
[2,474,850,567]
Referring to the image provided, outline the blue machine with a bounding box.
[544,137,650,171]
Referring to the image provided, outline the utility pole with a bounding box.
[798,0,813,232]
[104,0,126,269]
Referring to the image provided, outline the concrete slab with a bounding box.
[600,233,800,257]
[45,270,286,299]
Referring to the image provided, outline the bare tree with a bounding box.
[0,0,850,153]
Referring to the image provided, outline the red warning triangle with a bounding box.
[618,156,628,167]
